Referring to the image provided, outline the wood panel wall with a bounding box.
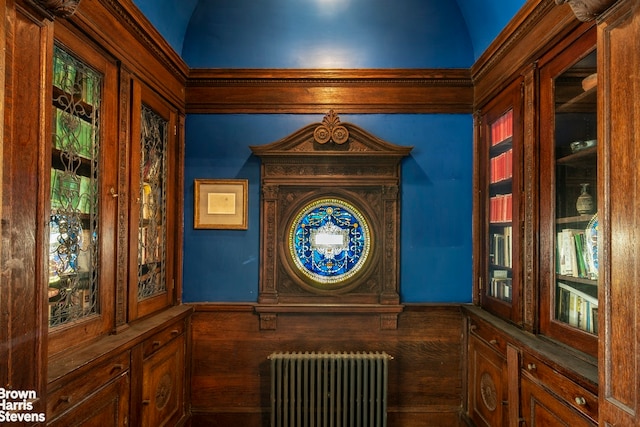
[190,304,467,427]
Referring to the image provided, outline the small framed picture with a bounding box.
[194,179,248,229]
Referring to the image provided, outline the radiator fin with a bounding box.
[269,352,392,427]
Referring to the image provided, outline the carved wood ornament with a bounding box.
[251,111,412,330]
[31,0,81,18]
[555,0,618,21]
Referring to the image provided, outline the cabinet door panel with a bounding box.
[128,82,179,321]
[140,334,185,427]
[474,77,523,324]
[538,27,598,357]
[468,334,508,427]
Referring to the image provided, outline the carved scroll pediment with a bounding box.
[250,110,413,158]
[313,110,349,144]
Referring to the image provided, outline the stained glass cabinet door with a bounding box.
[47,26,118,355]
[128,81,179,321]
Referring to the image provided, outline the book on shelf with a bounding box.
[490,194,512,223]
[490,226,512,268]
[556,228,595,279]
[490,109,513,146]
[489,270,512,302]
[490,149,513,183]
[557,281,598,334]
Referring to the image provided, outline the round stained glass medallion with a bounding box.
[288,198,371,288]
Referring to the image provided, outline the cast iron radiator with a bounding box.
[268,351,393,427]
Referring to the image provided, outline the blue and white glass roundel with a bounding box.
[288,198,371,287]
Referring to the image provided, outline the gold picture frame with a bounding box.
[194,179,248,229]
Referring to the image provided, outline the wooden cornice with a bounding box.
[67,0,188,110]
[471,0,584,107]
[186,68,473,114]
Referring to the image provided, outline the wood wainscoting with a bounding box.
[189,303,466,426]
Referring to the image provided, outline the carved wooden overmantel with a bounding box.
[250,111,412,330]
[556,0,618,21]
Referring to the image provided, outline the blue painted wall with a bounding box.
[133,0,198,54]
[183,114,473,303]
[455,0,526,60]
[128,0,527,303]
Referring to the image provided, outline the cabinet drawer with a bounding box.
[47,372,129,427]
[47,350,130,420]
[469,319,507,356]
[142,319,185,358]
[521,352,597,423]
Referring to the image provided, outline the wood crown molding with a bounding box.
[97,0,188,82]
[471,0,587,107]
[186,68,473,114]
[63,0,188,110]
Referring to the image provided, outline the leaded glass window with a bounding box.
[137,104,167,299]
[48,45,101,327]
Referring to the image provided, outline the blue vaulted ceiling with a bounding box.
[133,0,526,67]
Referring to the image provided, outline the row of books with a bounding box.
[53,108,95,159]
[557,281,598,334]
[490,193,513,223]
[50,169,93,215]
[490,227,512,268]
[556,228,597,280]
[490,109,513,146]
[490,149,513,183]
[489,270,512,302]
[53,52,100,107]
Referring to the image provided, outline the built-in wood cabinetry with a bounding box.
[470,0,640,426]
[466,307,598,427]
[48,306,191,427]
[2,1,190,425]
[597,1,640,425]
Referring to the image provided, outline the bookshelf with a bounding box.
[476,77,522,322]
[540,31,598,357]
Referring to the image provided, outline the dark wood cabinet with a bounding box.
[47,372,130,427]
[127,81,181,322]
[2,1,190,426]
[538,27,598,358]
[138,334,186,426]
[467,332,508,427]
[474,76,523,325]
[46,17,120,357]
[47,306,191,427]
[466,307,598,427]
[597,0,640,425]
[521,374,595,427]
[47,351,131,422]
[469,7,603,426]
